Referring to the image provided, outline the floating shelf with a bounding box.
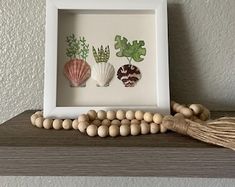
[0,111,234,177]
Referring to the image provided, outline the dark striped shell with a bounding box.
[117,64,141,87]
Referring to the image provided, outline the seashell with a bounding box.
[117,64,141,87]
[91,63,115,87]
[64,59,91,87]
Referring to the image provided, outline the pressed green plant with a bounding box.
[66,34,89,61]
[114,35,146,64]
[92,45,110,63]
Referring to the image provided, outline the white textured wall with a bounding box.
[0,0,235,186]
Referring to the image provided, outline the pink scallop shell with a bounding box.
[64,59,91,87]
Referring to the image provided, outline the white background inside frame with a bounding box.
[57,10,157,107]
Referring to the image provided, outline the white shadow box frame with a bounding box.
[44,0,170,118]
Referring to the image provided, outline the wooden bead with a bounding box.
[180,107,193,118]
[62,119,72,130]
[78,121,89,133]
[52,119,63,130]
[135,110,144,120]
[72,119,79,129]
[199,112,208,121]
[35,111,43,116]
[86,124,98,137]
[116,110,125,120]
[131,119,140,125]
[30,114,39,125]
[97,110,106,120]
[203,108,210,120]
[111,119,121,126]
[160,124,167,133]
[109,125,119,137]
[171,101,179,111]
[150,123,160,134]
[35,117,44,128]
[143,112,153,123]
[189,104,203,115]
[176,105,184,112]
[130,124,141,136]
[121,119,130,125]
[120,124,130,136]
[153,113,163,124]
[87,110,97,121]
[140,122,150,135]
[92,119,101,126]
[43,119,53,129]
[98,125,109,137]
[78,114,89,123]
[126,110,135,120]
[101,119,111,126]
[106,110,116,120]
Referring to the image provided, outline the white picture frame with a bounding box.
[44,0,170,119]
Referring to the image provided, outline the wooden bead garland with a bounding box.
[30,100,210,138]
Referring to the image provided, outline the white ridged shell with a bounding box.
[91,63,115,87]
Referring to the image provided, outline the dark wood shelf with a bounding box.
[0,111,234,177]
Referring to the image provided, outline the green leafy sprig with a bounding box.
[92,45,110,63]
[79,37,89,61]
[114,35,146,64]
[66,34,89,61]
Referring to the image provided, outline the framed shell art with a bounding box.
[44,0,170,118]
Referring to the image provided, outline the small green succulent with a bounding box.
[92,45,110,63]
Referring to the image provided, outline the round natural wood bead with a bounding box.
[78,114,89,123]
[97,110,106,120]
[92,119,101,126]
[62,119,72,130]
[72,119,79,129]
[143,112,153,123]
[120,124,130,136]
[130,124,141,136]
[31,114,39,125]
[43,119,53,129]
[78,121,89,133]
[101,119,111,126]
[126,110,135,120]
[153,113,163,124]
[98,125,109,138]
[52,119,63,130]
[203,108,210,120]
[171,101,180,111]
[121,119,130,125]
[140,122,150,135]
[150,123,160,134]
[86,124,98,137]
[87,110,97,121]
[199,112,208,121]
[180,107,193,118]
[106,110,116,120]
[175,105,184,112]
[109,125,119,137]
[116,110,125,120]
[189,104,202,115]
[35,117,44,128]
[160,124,167,133]
[111,119,121,126]
[135,110,144,121]
[131,119,140,125]
[35,111,43,116]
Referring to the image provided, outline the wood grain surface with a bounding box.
[0,111,234,177]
